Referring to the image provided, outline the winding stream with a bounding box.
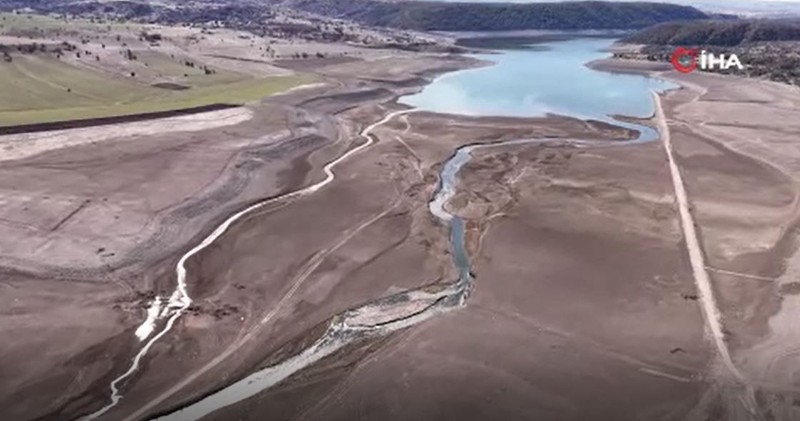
[151,130,655,421]
[82,109,414,421]
[88,37,674,421]
[151,126,662,421]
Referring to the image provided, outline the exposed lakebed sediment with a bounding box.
[89,38,675,421]
[150,116,665,421]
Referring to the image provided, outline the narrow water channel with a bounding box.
[152,133,659,420]
[148,37,672,421]
[151,126,479,421]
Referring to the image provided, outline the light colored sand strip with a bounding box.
[88,108,415,421]
[0,108,253,163]
[706,266,778,282]
[394,136,424,177]
[134,297,164,341]
[280,82,327,94]
[153,294,455,421]
[639,367,693,383]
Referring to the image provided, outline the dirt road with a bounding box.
[655,92,744,381]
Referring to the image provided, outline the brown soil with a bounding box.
[0,52,528,421]
[190,58,800,421]
[4,46,800,421]
[593,58,800,419]
[204,131,713,421]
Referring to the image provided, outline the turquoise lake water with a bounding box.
[401,38,675,125]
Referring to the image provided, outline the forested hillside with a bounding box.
[0,0,712,32]
[283,0,711,31]
[623,19,800,46]
[617,19,800,85]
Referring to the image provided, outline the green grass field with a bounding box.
[0,56,153,111]
[0,55,313,126]
[134,50,247,87]
[0,11,315,126]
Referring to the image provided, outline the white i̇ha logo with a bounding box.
[671,47,744,73]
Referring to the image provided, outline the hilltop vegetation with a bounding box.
[617,19,800,86]
[0,0,712,32]
[0,0,445,51]
[283,0,711,31]
[0,52,311,126]
[0,11,318,126]
[622,19,800,46]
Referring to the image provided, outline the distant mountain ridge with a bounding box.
[622,19,800,46]
[280,0,712,31]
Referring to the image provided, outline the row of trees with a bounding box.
[0,40,76,56]
[624,20,800,47]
